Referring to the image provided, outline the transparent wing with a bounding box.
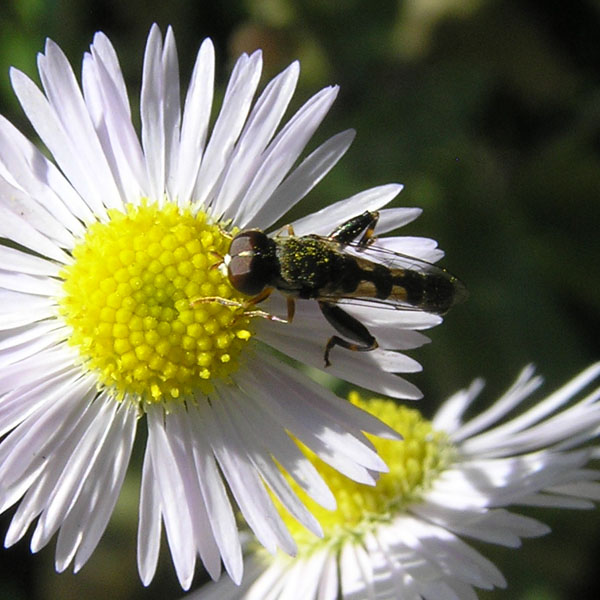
[312,235,468,313]
[317,295,426,312]
[342,238,450,273]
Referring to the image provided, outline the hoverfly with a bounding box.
[194,210,466,367]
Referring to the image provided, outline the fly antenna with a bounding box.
[209,251,224,270]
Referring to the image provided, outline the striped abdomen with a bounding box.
[328,254,459,315]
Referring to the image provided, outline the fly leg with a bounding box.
[191,289,295,324]
[243,294,295,323]
[243,292,295,323]
[318,301,378,367]
[273,223,296,238]
[329,210,379,249]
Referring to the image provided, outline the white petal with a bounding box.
[194,50,263,210]
[4,384,100,547]
[0,344,76,395]
[206,390,297,556]
[227,376,336,509]
[244,560,290,600]
[548,479,600,501]
[165,407,222,580]
[219,385,323,537]
[362,531,407,599]
[140,24,167,201]
[161,26,182,200]
[146,404,196,589]
[55,400,137,571]
[137,441,162,586]
[232,85,338,227]
[257,352,400,440]
[0,320,64,352]
[459,510,550,546]
[0,369,79,443]
[242,362,382,483]
[289,184,404,237]
[443,579,482,600]
[211,61,300,220]
[185,401,244,583]
[451,365,542,443]
[476,404,600,457]
[89,32,130,113]
[246,358,387,471]
[0,373,94,491]
[10,68,108,219]
[373,236,445,264]
[462,363,600,454]
[317,552,339,600]
[412,502,549,547]
[432,378,485,433]
[345,317,431,350]
[83,45,147,202]
[0,114,92,228]
[375,207,423,233]
[193,558,262,600]
[401,517,505,588]
[0,295,57,331]
[364,348,422,373]
[30,398,118,551]
[258,325,422,399]
[266,293,438,348]
[0,246,61,277]
[175,38,215,206]
[72,401,137,571]
[0,138,80,242]
[37,41,122,210]
[339,543,374,600]
[0,270,61,297]
[248,129,356,231]
[279,553,326,600]
[0,323,64,368]
[0,201,70,264]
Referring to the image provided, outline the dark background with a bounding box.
[0,0,599,598]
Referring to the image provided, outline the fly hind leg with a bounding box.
[329,210,379,249]
[318,301,378,367]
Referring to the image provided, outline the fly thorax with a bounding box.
[276,237,337,292]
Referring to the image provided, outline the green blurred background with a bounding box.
[0,0,599,598]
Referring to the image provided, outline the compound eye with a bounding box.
[228,231,258,257]
[228,254,261,295]
[227,231,273,296]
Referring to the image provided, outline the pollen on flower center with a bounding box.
[58,202,254,404]
[281,393,455,555]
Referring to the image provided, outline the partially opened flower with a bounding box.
[0,26,450,589]
[192,363,600,599]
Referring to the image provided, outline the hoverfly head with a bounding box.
[226,230,277,296]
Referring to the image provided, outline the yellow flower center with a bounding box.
[58,202,253,405]
[282,393,456,555]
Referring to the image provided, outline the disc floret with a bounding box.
[59,202,253,404]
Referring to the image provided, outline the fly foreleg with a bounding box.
[329,210,379,249]
[318,301,378,367]
[190,289,295,324]
[244,295,295,323]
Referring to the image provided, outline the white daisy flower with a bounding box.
[0,25,451,590]
[191,363,600,599]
